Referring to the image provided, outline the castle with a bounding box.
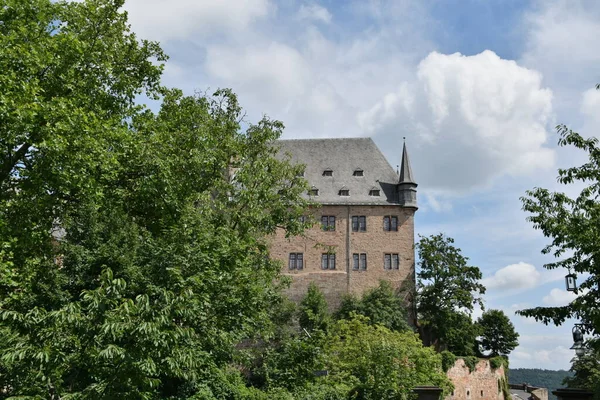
[271,138,417,309]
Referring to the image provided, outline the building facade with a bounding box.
[271,138,418,309]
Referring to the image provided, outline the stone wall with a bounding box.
[269,204,415,309]
[445,359,506,400]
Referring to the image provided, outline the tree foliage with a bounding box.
[335,281,411,332]
[562,341,600,399]
[299,283,330,333]
[416,234,485,354]
[477,309,519,356]
[517,123,600,334]
[0,1,311,397]
[326,315,453,400]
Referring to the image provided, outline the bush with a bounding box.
[490,356,508,370]
[462,356,479,373]
[335,281,410,332]
[441,351,457,372]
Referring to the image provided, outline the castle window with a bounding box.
[323,169,333,177]
[384,253,399,270]
[353,253,367,270]
[369,189,380,196]
[288,253,303,270]
[321,253,336,270]
[339,188,350,196]
[309,187,319,196]
[383,215,398,231]
[353,169,364,177]
[352,216,366,232]
[321,215,336,231]
[481,391,484,397]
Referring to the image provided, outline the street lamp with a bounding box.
[570,324,586,357]
[565,269,578,293]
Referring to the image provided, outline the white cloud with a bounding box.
[360,50,555,193]
[205,42,311,103]
[298,3,332,24]
[482,262,541,291]
[122,0,272,42]
[542,288,578,306]
[521,0,600,102]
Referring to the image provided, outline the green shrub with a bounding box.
[462,356,479,373]
[490,356,508,370]
[441,351,457,372]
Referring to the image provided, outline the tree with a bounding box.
[516,122,600,336]
[335,281,411,332]
[416,234,486,354]
[0,1,311,396]
[299,283,331,333]
[326,315,453,400]
[563,342,600,396]
[476,309,519,356]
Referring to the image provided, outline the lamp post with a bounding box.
[570,324,586,358]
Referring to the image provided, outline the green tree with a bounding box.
[299,283,331,333]
[416,234,486,354]
[0,1,310,396]
[335,281,411,332]
[517,122,600,334]
[476,309,519,356]
[326,315,453,400]
[563,342,600,396]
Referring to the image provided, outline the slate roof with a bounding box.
[275,138,403,205]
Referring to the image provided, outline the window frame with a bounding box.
[352,216,367,232]
[353,253,367,270]
[369,189,380,196]
[339,189,350,196]
[321,215,336,231]
[353,169,364,177]
[288,253,304,270]
[322,169,333,177]
[384,253,399,270]
[321,253,336,270]
[383,215,398,231]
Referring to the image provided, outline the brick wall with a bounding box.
[445,359,506,400]
[270,204,415,309]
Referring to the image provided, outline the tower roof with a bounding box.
[399,141,416,185]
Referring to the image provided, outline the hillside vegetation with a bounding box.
[509,369,573,400]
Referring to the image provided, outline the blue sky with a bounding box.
[122,0,600,370]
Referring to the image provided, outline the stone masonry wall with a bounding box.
[269,204,415,309]
[445,359,506,400]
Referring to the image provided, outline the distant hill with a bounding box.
[509,368,573,400]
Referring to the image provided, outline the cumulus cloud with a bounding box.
[122,0,272,42]
[298,3,332,24]
[360,50,555,193]
[482,262,541,291]
[542,288,578,306]
[521,0,600,103]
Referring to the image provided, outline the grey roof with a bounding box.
[399,142,416,184]
[275,138,401,205]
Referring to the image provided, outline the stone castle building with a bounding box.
[271,138,418,308]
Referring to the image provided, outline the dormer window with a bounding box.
[353,169,364,177]
[369,189,380,196]
[322,169,333,177]
[339,187,349,196]
[309,187,319,196]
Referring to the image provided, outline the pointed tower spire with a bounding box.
[399,139,416,184]
[398,138,418,208]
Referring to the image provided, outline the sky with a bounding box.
[120,0,600,370]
